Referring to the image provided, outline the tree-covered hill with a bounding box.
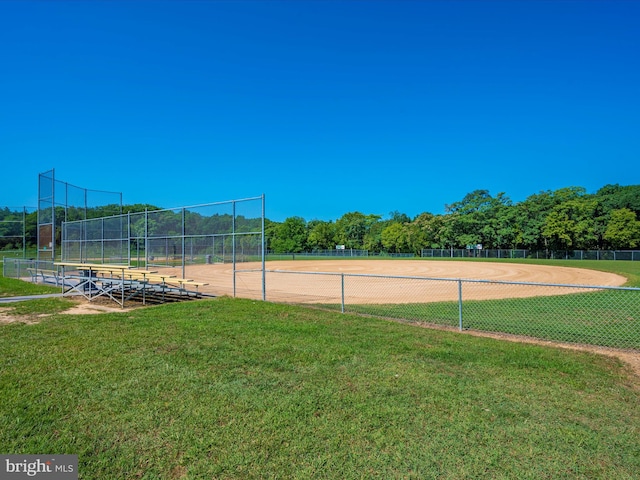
[2,184,639,255]
[267,184,640,254]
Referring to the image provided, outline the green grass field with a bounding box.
[342,288,640,350]
[306,259,640,350]
[1,296,639,478]
[1,259,639,478]
[0,276,61,297]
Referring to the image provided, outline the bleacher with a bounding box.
[55,263,209,308]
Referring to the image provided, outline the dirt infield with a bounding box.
[171,260,628,303]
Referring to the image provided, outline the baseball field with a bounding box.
[171,259,627,302]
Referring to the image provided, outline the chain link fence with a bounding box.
[61,197,264,274]
[5,254,638,351]
[422,248,640,260]
[37,169,123,262]
[247,270,640,351]
[0,206,37,260]
[266,249,369,260]
[3,258,57,283]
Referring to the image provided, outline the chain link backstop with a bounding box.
[61,195,265,296]
[37,169,122,262]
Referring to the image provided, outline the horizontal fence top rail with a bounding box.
[421,248,640,261]
[62,196,265,226]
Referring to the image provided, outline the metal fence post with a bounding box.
[101,217,105,263]
[127,212,131,266]
[341,273,345,313]
[182,208,186,279]
[232,201,236,298]
[458,279,463,331]
[262,194,266,301]
[144,209,148,268]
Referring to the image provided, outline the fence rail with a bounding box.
[266,249,369,259]
[256,270,640,351]
[61,196,265,278]
[268,249,640,260]
[5,257,639,352]
[421,248,640,260]
[2,258,57,283]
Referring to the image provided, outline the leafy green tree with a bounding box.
[123,204,163,214]
[363,219,389,253]
[147,210,182,237]
[0,210,23,250]
[403,221,427,254]
[389,210,411,224]
[514,193,550,251]
[410,212,444,249]
[270,216,308,253]
[335,212,381,250]
[478,193,514,248]
[541,197,598,251]
[307,220,336,250]
[264,219,279,252]
[551,186,588,203]
[444,190,512,248]
[541,209,573,251]
[604,208,640,249]
[381,223,406,253]
[25,211,37,248]
[565,197,599,250]
[515,188,586,252]
[596,184,640,215]
[491,204,519,249]
[436,213,459,250]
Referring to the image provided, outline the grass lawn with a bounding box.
[0,275,61,297]
[311,260,640,350]
[1,297,639,479]
[343,289,640,350]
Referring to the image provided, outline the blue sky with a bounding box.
[1,0,639,222]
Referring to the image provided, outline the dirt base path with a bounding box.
[174,260,627,303]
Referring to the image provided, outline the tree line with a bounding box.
[2,184,639,255]
[266,184,640,255]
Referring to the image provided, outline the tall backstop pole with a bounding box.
[262,193,266,301]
